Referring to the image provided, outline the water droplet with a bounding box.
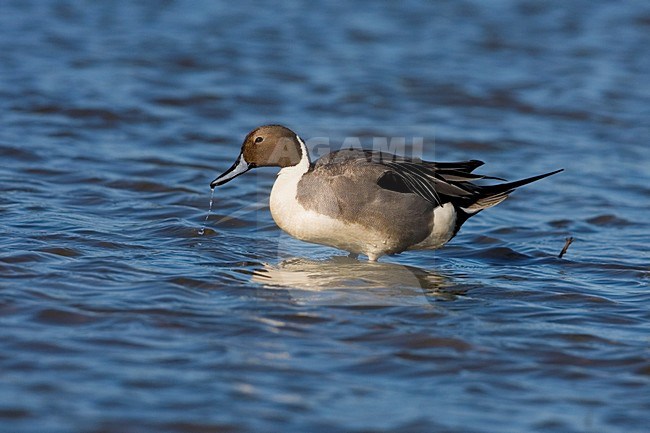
[198,188,215,236]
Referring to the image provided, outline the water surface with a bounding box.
[1,1,649,432]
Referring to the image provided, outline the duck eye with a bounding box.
[254,136,264,144]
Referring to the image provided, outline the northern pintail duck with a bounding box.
[210,125,562,261]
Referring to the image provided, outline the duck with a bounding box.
[210,125,562,261]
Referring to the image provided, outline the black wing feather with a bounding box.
[377,155,562,211]
[322,149,561,216]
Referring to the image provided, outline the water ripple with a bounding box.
[1,1,649,433]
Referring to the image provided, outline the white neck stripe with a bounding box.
[294,134,311,175]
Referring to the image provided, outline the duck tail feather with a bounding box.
[482,168,563,195]
[462,168,563,213]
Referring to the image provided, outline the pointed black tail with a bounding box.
[463,168,563,213]
[483,168,563,194]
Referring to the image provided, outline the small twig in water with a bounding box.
[558,237,574,259]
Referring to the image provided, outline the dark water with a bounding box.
[1,1,649,432]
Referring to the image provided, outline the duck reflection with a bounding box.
[250,256,466,305]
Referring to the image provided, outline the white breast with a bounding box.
[270,165,388,258]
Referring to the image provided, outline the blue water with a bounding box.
[1,1,649,432]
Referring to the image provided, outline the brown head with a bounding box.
[210,125,305,188]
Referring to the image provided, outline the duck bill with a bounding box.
[210,155,250,188]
